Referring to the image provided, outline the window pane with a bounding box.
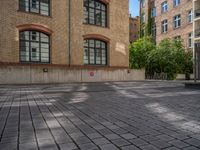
[89,48,95,64]
[41,33,49,42]
[84,48,89,64]
[89,0,95,7]
[89,8,95,24]
[30,0,39,13]
[89,40,95,47]
[96,49,101,64]
[19,0,29,12]
[40,0,49,16]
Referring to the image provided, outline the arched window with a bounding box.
[19,0,50,16]
[83,0,107,27]
[20,30,50,63]
[84,39,107,65]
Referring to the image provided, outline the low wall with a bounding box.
[0,65,145,84]
[176,74,194,80]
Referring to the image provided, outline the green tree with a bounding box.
[129,36,155,69]
[129,37,193,80]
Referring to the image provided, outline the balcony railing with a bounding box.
[195,28,200,38]
[195,9,200,18]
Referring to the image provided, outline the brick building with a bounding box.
[140,0,193,49]
[129,16,139,43]
[0,0,145,84]
[194,0,200,79]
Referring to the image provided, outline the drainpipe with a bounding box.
[68,0,71,67]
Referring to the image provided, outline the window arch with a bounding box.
[83,0,107,27]
[84,39,107,65]
[19,30,50,63]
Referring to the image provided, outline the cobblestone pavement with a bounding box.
[0,81,200,150]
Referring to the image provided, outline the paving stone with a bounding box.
[121,133,137,140]
[140,144,160,150]
[87,133,102,139]
[183,146,200,150]
[19,142,38,150]
[111,138,131,147]
[150,140,172,149]
[79,143,99,150]
[99,144,118,150]
[104,134,121,140]
[59,143,78,150]
[93,137,110,145]
[121,145,140,150]
[129,138,149,147]
[169,140,190,148]
[184,138,200,147]
[164,147,181,150]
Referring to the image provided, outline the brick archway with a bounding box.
[16,24,53,35]
[99,0,110,4]
[83,34,110,43]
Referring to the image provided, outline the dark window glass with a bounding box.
[84,0,107,27]
[20,31,50,63]
[84,39,107,65]
[19,0,50,16]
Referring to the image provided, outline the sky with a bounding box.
[129,0,140,17]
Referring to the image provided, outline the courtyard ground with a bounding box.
[0,81,200,150]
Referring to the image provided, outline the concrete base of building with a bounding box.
[0,65,145,84]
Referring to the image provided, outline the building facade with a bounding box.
[194,0,200,79]
[0,0,145,84]
[0,0,129,67]
[140,0,193,49]
[129,16,139,43]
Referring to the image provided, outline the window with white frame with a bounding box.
[161,1,168,13]
[162,19,168,33]
[141,13,145,23]
[152,7,156,17]
[173,14,181,29]
[174,0,180,7]
[188,32,193,48]
[188,10,193,23]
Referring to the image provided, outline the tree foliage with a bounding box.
[129,37,193,80]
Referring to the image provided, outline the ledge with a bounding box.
[0,62,129,70]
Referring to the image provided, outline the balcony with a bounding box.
[195,9,200,18]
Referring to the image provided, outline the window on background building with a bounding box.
[19,0,50,16]
[188,10,193,23]
[84,39,107,65]
[83,0,107,27]
[161,1,168,13]
[141,0,145,8]
[152,7,156,17]
[188,32,193,48]
[141,13,145,23]
[20,31,50,63]
[152,24,156,37]
[162,19,168,33]
[174,0,180,7]
[174,36,181,41]
[173,14,181,29]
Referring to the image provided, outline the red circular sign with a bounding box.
[90,72,94,77]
